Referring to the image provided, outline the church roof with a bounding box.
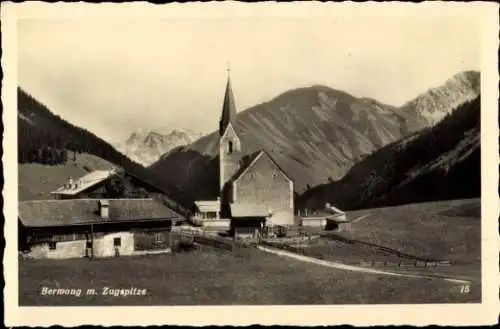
[230,150,294,185]
[229,151,263,183]
[219,74,237,136]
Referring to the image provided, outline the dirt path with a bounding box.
[257,245,472,284]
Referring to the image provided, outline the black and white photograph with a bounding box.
[2,1,499,327]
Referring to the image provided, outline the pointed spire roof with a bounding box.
[219,66,237,136]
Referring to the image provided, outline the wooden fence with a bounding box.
[173,228,258,252]
[260,240,452,268]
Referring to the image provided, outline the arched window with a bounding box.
[228,141,233,154]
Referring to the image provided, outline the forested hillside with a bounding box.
[17,88,192,211]
[297,96,481,211]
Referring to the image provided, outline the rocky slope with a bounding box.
[116,129,202,166]
[400,71,480,126]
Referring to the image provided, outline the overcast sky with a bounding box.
[18,8,481,143]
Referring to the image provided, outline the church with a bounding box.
[192,70,295,236]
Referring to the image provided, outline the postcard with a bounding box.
[2,1,499,326]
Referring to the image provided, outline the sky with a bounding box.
[17,7,481,144]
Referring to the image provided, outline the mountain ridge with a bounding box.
[150,71,480,201]
[297,95,481,211]
[116,129,202,166]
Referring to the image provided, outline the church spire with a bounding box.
[219,64,237,136]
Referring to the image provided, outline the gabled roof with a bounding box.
[231,150,294,185]
[219,74,237,136]
[51,169,116,196]
[227,150,262,184]
[18,198,185,228]
[194,200,220,213]
[230,202,270,218]
[301,208,348,223]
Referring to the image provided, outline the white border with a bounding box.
[2,1,499,326]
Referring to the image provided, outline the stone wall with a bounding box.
[26,240,87,259]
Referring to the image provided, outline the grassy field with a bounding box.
[336,198,481,280]
[19,246,479,306]
[19,199,481,305]
[264,199,481,283]
[342,199,480,263]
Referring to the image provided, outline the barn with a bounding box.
[51,168,170,201]
[18,198,185,259]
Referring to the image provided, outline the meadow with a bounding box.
[19,199,481,305]
[20,248,479,305]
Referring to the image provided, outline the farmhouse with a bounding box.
[300,203,351,231]
[51,168,162,200]
[18,198,185,259]
[194,71,295,238]
[50,167,189,219]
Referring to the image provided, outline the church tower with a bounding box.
[219,68,241,207]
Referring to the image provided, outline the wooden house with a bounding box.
[229,203,269,240]
[191,199,230,229]
[300,203,350,231]
[50,167,190,219]
[18,198,185,259]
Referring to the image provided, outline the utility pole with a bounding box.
[90,223,94,259]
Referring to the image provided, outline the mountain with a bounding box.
[150,71,480,201]
[297,96,481,211]
[150,86,427,199]
[17,88,192,213]
[115,129,202,166]
[399,71,480,126]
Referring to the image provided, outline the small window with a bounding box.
[249,173,256,180]
[272,172,278,179]
[113,237,121,247]
[49,242,57,250]
[154,232,164,243]
[206,211,218,219]
[228,141,234,154]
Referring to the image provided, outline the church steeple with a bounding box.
[219,65,237,136]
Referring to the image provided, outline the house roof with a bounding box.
[230,202,270,218]
[50,169,116,196]
[194,200,220,212]
[301,210,348,223]
[325,204,345,215]
[18,198,185,228]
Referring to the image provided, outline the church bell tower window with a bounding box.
[228,141,233,154]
